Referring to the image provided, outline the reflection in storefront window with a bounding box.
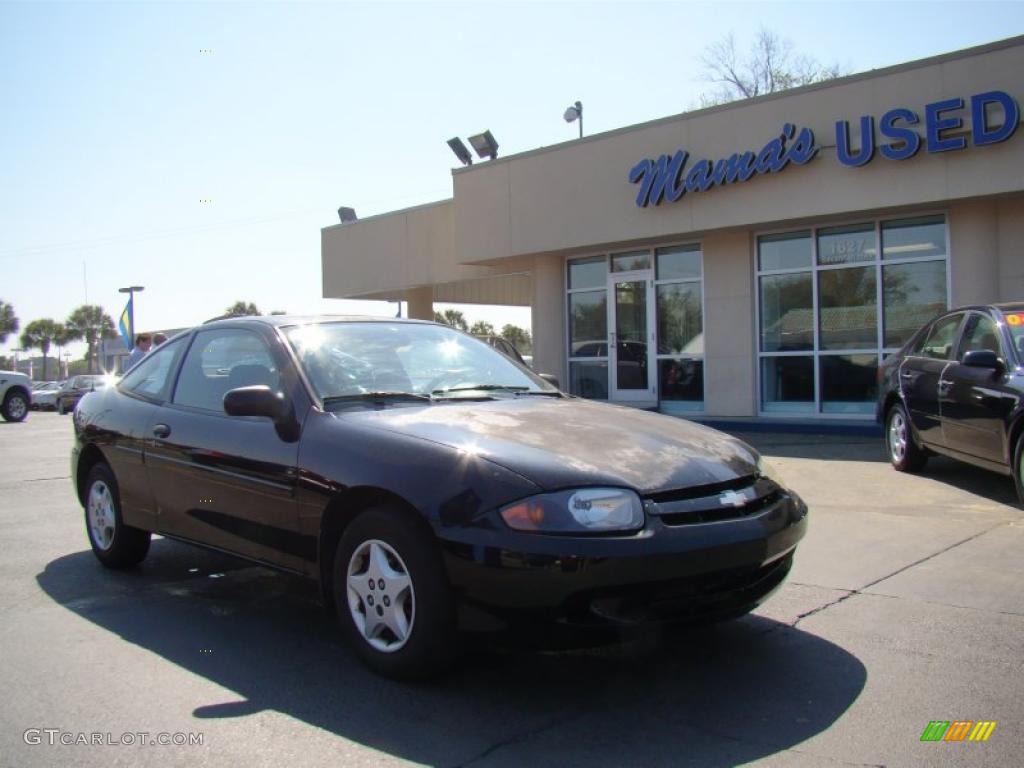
[659,359,703,412]
[882,215,946,259]
[758,231,812,271]
[569,291,607,357]
[820,354,878,414]
[611,251,651,272]
[657,283,703,355]
[818,266,877,350]
[568,256,607,289]
[760,273,813,351]
[817,224,876,265]
[761,357,814,412]
[883,261,948,347]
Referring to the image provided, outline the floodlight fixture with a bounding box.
[467,130,499,160]
[447,137,473,166]
[337,207,358,224]
[563,100,583,138]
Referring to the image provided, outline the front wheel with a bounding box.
[886,402,927,473]
[333,506,458,679]
[1,390,29,422]
[84,463,151,568]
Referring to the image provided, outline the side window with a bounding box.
[919,314,963,360]
[173,329,280,413]
[957,314,1003,360]
[119,338,186,401]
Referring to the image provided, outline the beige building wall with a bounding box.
[996,197,1024,301]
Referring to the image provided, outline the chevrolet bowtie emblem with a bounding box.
[719,490,747,508]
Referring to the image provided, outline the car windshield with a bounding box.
[284,321,555,401]
[1005,310,1024,360]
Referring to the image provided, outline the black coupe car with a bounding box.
[72,316,807,678]
[877,303,1024,504]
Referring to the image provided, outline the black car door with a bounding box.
[900,312,965,448]
[145,326,309,572]
[940,311,1019,465]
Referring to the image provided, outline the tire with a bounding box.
[84,463,151,569]
[333,506,458,680]
[886,402,927,473]
[1013,432,1024,508]
[1,390,29,422]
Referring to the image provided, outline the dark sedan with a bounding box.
[877,302,1024,504]
[71,316,808,679]
[57,374,111,415]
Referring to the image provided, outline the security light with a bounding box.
[447,137,473,166]
[337,207,358,224]
[468,130,499,160]
[563,101,583,138]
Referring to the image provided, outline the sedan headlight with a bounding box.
[499,488,645,534]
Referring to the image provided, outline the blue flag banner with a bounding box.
[118,297,133,350]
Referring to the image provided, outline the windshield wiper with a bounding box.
[323,391,432,405]
[432,384,529,395]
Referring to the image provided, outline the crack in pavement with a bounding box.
[790,522,1008,627]
[450,710,588,768]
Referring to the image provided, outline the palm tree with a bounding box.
[433,309,468,331]
[53,323,77,379]
[0,300,19,344]
[469,320,495,336]
[66,305,116,374]
[20,319,62,381]
[225,301,260,317]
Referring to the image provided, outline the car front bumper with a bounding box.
[439,491,808,633]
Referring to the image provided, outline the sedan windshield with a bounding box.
[284,322,556,401]
[1006,310,1024,361]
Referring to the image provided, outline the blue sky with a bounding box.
[2,0,1022,359]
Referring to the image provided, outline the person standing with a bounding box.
[125,333,152,369]
[152,332,167,347]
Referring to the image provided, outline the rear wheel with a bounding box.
[887,402,927,473]
[84,463,151,568]
[333,506,458,679]
[1,390,29,422]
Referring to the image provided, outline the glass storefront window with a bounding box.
[820,354,878,414]
[817,224,876,266]
[611,251,650,272]
[761,357,814,412]
[818,266,877,350]
[883,260,948,348]
[656,283,703,355]
[882,215,946,260]
[659,359,703,412]
[569,361,608,400]
[758,231,812,271]
[656,245,701,280]
[760,273,813,351]
[614,281,648,390]
[568,256,606,289]
[568,291,607,357]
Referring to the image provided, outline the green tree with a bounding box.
[66,305,116,374]
[20,319,62,381]
[434,309,468,331]
[53,324,77,379]
[225,301,261,317]
[469,320,495,337]
[0,300,19,344]
[501,324,532,355]
[699,27,843,106]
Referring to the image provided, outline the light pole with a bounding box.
[11,347,25,376]
[563,100,583,139]
[118,285,145,343]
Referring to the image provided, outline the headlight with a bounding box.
[499,488,645,534]
[757,455,787,487]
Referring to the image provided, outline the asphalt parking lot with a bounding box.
[1,412,1021,767]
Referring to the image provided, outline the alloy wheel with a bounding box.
[346,539,415,653]
[889,410,907,464]
[88,481,116,551]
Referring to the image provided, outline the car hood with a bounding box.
[338,397,759,494]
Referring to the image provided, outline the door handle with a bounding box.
[152,423,171,439]
[900,371,914,379]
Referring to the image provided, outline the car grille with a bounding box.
[644,475,781,526]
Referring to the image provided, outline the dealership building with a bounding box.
[322,36,1023,425]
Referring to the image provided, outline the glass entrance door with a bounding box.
[608,272,656,405]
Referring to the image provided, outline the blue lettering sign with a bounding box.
[835,116,875,167]
[925,97,967,153]
[972,91,1020,146]
[629,124,818,208]
[878,108,921,161]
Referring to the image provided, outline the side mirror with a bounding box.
[962,349,1004,372]
[538,373,560,389]
[223,385,300,441]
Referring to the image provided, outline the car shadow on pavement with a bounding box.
[38,541,867,767]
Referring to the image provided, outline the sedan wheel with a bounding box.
[886,403,926,473]
[334,506,457,679]
[1014,434,1024,507]
[1,392,29,422]
[83,463,151,568]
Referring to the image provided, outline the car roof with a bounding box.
[200,314,436,329]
